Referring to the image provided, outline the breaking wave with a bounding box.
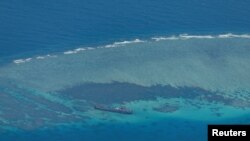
[14,55,57,64]
[151,33,250,41]
[63,47,95,55]
[13,33,250,64]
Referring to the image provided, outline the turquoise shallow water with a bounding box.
[1,36,250,141]
[1,0,250,140]
[1,116,250,141]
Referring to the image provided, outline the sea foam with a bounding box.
[14,55,57,64]
[151,33,250,41]
[12,33,250,64]
[104,39,145,48]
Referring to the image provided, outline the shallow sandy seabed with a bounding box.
[0,37,250,130]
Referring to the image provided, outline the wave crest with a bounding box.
[152,33,250,41]
[12,33,250,64]
[104,39,145,48]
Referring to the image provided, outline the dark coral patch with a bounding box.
[57,81,248,109]
[153,103,179,113]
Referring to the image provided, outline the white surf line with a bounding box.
[13,33,250,64]
[13,59,26,64]
[13,54,57,64]
[13,58,32,64]
[63,39,145,54]
[104,39,145,48]
[64,48,85,55]
[63,47,96,55]
[151,36,179,41]
[152,33,250,41]
[218,33,250,38]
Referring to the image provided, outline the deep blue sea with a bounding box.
[1,0,250,62]
[1,0,250,141]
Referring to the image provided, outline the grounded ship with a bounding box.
[94,104,133,115]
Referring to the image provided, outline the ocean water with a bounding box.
[1,0,250,141]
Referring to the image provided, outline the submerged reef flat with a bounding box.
[0,81,249,130]
[153,103,179,113]
[57,82,250,109]
[1,37,250,93]
[0,37,250,131]
[0,85,88,130]
[1,0,250,139]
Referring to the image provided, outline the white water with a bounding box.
[0,35,249,95]
[12,33,250,64]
